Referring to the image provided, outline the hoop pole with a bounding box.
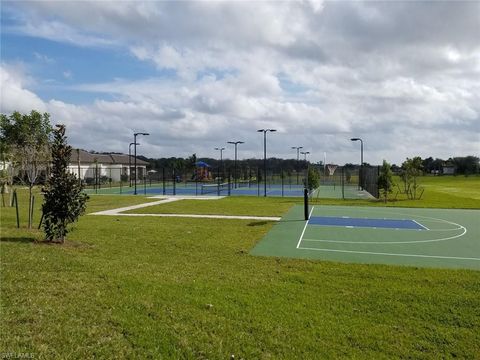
[304,188,309,221]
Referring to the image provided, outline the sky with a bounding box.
[1,0,479,165]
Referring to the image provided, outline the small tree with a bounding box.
[378,160,393,203]
[401,157,423,199]
[306,167,320,192]
[1,110,52,226]
[42,125,88,243]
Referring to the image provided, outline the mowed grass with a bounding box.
[125,197,296,216]
[1,179,480,359]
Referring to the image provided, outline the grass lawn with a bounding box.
[1,179,480,358]
[124,197,297,216]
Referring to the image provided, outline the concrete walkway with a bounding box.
[89,196,281,221]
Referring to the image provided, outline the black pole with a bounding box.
[360,140,364,191]
[134,135,137,195]
[228,170,231,196]
[221,150,224,180]
[263,131,267,197]
[162,168,166,195]
[234,145,237,189]
[304,188,309,221]
[297,148,300,185]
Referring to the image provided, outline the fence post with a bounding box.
[163,168,166,195]
[173,169,176,196]
[281,170,284,197]
[257,168,260,196]
[227,170,231,196]
[14,190,20,228]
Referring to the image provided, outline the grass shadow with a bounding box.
[0,237,37,244]
[247,221,270,226]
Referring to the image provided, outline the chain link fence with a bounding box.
[83,165,379,199]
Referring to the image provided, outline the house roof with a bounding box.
[70,149,96,163]
[70,149,149,166]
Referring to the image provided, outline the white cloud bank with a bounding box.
[1,1,479,164]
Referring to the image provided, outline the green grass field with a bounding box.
[1,176,480,358]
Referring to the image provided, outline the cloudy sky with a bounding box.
[1,1,479,165]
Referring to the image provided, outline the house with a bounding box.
[442,164,456,175]
[68,149,149,182]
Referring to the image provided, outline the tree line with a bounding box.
[141,155,479,176]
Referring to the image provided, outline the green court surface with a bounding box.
[251,205,480,270]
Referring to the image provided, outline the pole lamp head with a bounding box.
[350,138,361,142]
[227,141,244,145]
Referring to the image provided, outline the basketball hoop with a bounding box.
[327,164,338,176]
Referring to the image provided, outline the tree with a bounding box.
[400,157,423,199]
[1,110,52,227]
[42,125,88,243]
[378,160,394,203]
[306,167,320,192]
[451,156,479,175]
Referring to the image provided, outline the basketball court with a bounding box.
[251,205,480,270]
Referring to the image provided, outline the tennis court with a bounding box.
[86,182,372,199]
[252,205,480,270]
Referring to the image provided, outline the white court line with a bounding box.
[88,196,280,221]
[109,213,281,221]
[297,247,480,261]
[300,223,466,244]
[296,206,315,249]
[412,219,430,230]
[89,197,182,215]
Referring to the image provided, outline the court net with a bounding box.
[201,182,229,195]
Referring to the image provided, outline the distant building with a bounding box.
[442,164,456,175]
[68,149,149,182]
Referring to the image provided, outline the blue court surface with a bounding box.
[122,184,307,197]
[308,216,427,230]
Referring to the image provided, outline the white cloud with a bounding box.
[1,1,479,164]
[0,64,47,114]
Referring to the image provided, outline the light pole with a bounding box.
[129,142,139,187]
[300,151,310,161]
[134,132,149,195]
[257,129,276,197]
[291,146,303,185]
[214,147,225,180]
[227,141,244,188]
[351,138,363,190]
